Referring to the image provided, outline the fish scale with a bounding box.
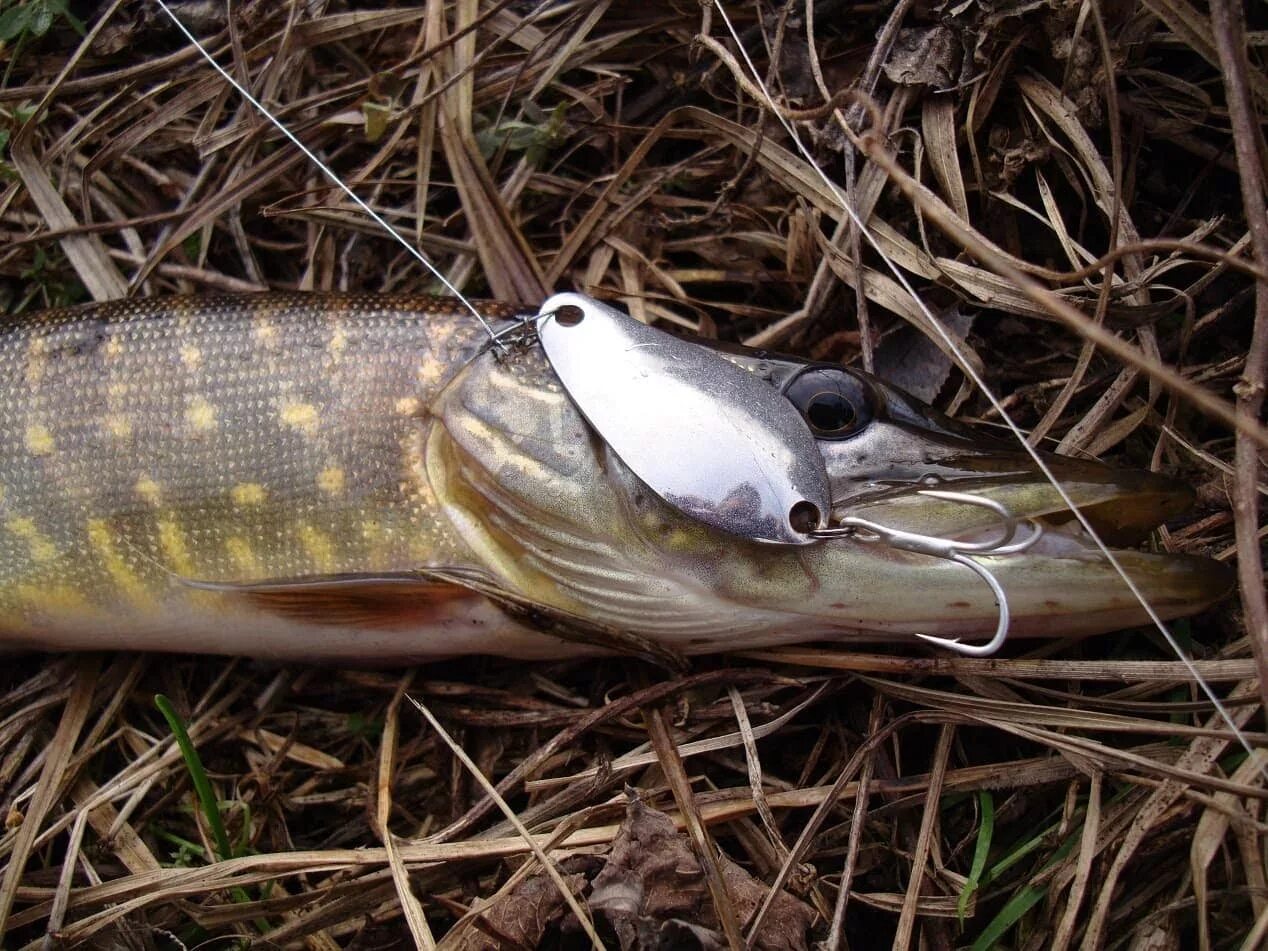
[0,294,525,630]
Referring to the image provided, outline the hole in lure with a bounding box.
[788,500,822,535]
[554,304,585,327]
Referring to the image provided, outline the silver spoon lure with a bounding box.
[535,292,832,546]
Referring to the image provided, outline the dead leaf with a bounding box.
[446,794,813,950]
[588,795,712,948]
[873,306,976,403]
[718,855,818,951]
[883,26,962,90]
[585,792,816,951]
[448,857,597,951]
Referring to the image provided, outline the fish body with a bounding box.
[0,294,546,658]
[0,294,1232,661]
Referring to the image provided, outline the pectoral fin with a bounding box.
[179,571,481,630]
[178,568,689,670]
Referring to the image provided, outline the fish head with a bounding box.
[713,349,1234,640]
[423,330,1233,654]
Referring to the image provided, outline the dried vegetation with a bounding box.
[0,1,1266,948]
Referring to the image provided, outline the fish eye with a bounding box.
[806,391,856,432]
[783,367,874,439]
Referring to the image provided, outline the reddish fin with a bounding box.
[181,572,479,630]
[180,567,689,670]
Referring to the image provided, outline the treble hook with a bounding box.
[810,488,1044,657]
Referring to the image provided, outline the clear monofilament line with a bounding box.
[152,0,503,346]
[709,1,1256,763]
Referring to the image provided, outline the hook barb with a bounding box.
[913,552,1012,657]
[811,488,1043,657]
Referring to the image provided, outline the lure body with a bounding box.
[0,294,1232,661]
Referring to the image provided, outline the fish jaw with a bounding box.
[772,445,1235,642]
[774,531,1232,642]
[693,358,1235,642]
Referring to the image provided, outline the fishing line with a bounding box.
[151,0,504,347]
[710,0,1256,761]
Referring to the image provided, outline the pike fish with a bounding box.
[0,293,1232,662]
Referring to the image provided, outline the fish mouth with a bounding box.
[833,456,1196,548]
[816,452,1235,639]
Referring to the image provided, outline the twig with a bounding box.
[826,694,882,949]
[0,655,99,936]
[641,675,746,950]
[1209,0,1268,714]
[409,695,605,951]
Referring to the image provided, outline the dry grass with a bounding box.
[0,1,1265,948]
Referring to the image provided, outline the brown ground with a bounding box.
[0,2,1265,948]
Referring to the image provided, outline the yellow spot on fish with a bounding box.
[25,337,48,385]
[157,518,193,574]
[16,583,86,614]
[418,360,444,387]
[24,424,54,456]
[255,321,278,346]
[226,536,261,575]
[185,395,217,432]
[105,336,124,359]
[107,381,129,400]
[280,400,319,435]
[664,528,696,551]
[6,517,57,563]
[317,466,345,495]
[298,523,337,572]
[103,414,133,440]
[328,327,347,359]
[134,474,162,506]
[86,518,150,605]
[180,344,203,370]
[361,517,394,560]
[394,396,421,416]
[230,482,267,506]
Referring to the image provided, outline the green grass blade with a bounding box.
[958,790,995,924]
[154,693,234,862]
[969,883,1046,951]
[972,825,1080,948]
